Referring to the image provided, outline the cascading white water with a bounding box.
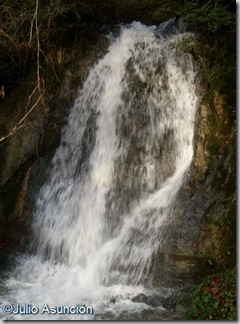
[1,21,198,320]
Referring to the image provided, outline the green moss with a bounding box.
[214,199,236,227]
[200,92,236,158]
[171,35,198,58]
[151,2,180,23]
[185,268,236,320]
[180,1,236,119]
[207,113,221,155]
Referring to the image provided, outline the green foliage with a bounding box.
[171,35,197,57]
[214,216,235,227]
[118,0,180,24]
[185,268,236,320]
[179,0,236,115]
[182,0,235,34]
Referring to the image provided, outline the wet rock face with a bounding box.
[188,91,235,269]
[0,30,110,235]
[106,56,176,219]
[150,89,235,285]
[193,104,211,182]
[130,287,192,320]
[131,290,180,309]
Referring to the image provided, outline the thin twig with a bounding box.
[40,48,62,84]
[0,92,44,143]
[0,0,48,143]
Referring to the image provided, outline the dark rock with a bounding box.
[110,297,116,303]
[132,289,180,310]
[132,293,149,304]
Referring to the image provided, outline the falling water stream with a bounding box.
[0,21,198,320]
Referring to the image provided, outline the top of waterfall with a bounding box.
[107,18,186,43]
[129,20,180,36]
[130,21,156,32]
[155,17,180,38]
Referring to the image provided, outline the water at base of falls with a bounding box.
[0,21,198,320]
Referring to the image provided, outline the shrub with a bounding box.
[185,268,236,320]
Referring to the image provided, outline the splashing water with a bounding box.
[1,21,198,320]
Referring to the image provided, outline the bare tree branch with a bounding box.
[0,0,48,144]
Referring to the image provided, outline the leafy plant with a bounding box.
[182,0,235,34]
[185,268,236,320]
[179,0,236,113]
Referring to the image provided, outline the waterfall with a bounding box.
[1,21,198,320]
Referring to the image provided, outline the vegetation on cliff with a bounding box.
[0,0,236,143]
[0,0,236,92]
[185,268,236,320]
[0,0,235,119]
